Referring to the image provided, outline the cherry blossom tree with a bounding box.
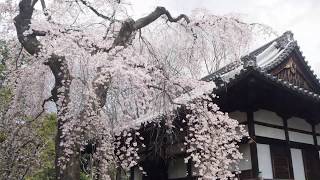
[0,0,271,179]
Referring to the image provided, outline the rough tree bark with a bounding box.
[14,1,78,179]
[13,0,189,179]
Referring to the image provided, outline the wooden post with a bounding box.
[247,110,259,178]
[247,77,259,178]
[130,167,134,180]
[187,158,192,178]
[282,116,294,179]
[312,123,318,146]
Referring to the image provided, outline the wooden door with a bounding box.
[270,144,292,179]
[303,148,320,180]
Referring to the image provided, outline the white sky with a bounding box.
[130,0,320,76]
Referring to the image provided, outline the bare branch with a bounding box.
[31,0,39,7]
[31,29,46,36]
[113,6,190,47]
[77,0,119,22]
[133,6,190,30]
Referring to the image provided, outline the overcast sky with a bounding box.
[130,0,320,76]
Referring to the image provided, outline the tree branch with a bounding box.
[133,6,190,30]
[14,0,41,55]
[113,6,190,47]
[77,0,119,22]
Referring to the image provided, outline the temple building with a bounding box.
[130,31,320,180]
[202,31,320,180]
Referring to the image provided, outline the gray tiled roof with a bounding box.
[202,31,320,100]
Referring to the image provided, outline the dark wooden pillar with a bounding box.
[311,123,320,180]
[116,167,122,180]
[247,77,259,178]
[187,158,192,178]
[130,167,134,180]
[312,123,318,146]
[247,110,259,178]
[282,116,294,179]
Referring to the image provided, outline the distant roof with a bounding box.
[202,31,320,101]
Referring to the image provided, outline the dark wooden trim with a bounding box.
[248,111,256,139]
[256,136,316,149]
[187,159,192,177]
[283,118,290,143]
[312,124,318,146]
[240,121,249,125]
[130,167,134,180]
[165,160,168,180]
[254,121,283,129]
[256,136,286,145]
[247,110,259,178]
[288,128,314,135]
[254,121,315,135]
[283,117,294,179]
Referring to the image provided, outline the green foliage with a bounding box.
[0,40,10,113]
[37,114,57,168]
[26,114,57,180]
[0,40,8,80]
[80,172,91,180]
[0,87,12,144]
[26,168,56,180]
[0,131,6,143]
[0,63,5,74]
[0,87,12,106]
[0,40,9,62]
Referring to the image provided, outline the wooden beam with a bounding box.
[254,121,317,136]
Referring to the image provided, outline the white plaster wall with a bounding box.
[229,111,247,123]
[239,144,252,170]
[168,158,187,179]
[289,131,314,144]
[254,109,283,126]
[255,124,286,140]
[291,148,306,180]
[257,144,273,179]
[288,117,312,132]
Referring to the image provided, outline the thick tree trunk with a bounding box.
[55,118,80,180]
[45,56,80,180]
[14,1,80,179]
